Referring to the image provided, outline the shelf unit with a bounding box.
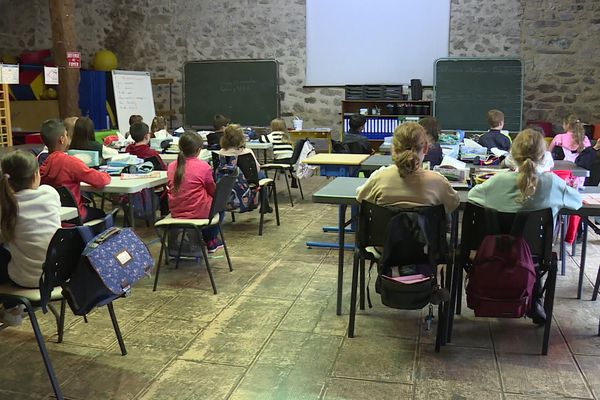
[0,84,13,147]
[341,100,432,141]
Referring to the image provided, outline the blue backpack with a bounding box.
[215,154,258,213]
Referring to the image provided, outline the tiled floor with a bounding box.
[2,175,600,399]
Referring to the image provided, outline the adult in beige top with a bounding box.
[356,122,459,214]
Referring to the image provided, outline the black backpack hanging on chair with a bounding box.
[373,207,447,310]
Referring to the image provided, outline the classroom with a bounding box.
[1,0,600,399]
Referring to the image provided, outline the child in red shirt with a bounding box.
[167,131,223,253]
[39,119,110,222]
[125,122,167,170]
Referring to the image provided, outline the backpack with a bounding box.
[466,234,536,318]
[62,227,154,315]
[372,207,447,310]
[293,139,317,179]
[215,154,258,213]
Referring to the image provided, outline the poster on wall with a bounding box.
[0,64,19,84]
[44,66,59,84]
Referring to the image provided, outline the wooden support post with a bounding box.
[49,0,80,118]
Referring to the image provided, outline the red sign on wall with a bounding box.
[66,51,81,69]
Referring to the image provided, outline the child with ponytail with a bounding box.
[469,128,582,220]
[468,128,582,324]
[167,131,223,253]
[357,122,459,213]
[549,114,591,162]
[0,150,61,324]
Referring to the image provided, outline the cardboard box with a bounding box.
[10,100,59,132]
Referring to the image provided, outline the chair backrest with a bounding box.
[39,228,86,311]
[347,141,369,154]
[67,149,100,167]
[209,175,238,218]
[358,201,448,264]
[144,155,165,171]
[56,186,81,224]
[236,152,260,186]
[290,139,308,164]
[460,203,554,265]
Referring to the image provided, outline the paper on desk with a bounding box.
[463,138,485,149]
[490,147,509,157]
[440,156,466,169]
[174,127,185,134]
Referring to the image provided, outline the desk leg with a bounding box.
[263,149,268,164]
[336,204,347,316]
[578,219,588,300]
[128,194,136,229]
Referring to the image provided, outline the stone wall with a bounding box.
[522,0,600,128]
[2,0,598,133]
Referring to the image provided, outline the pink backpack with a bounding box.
[466,234,536,318]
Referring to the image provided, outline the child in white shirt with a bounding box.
[0,150,61,324]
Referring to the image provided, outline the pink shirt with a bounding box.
[550,131,591,162]
[167,157,215,219]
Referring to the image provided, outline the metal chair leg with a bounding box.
[348,251,360,338]
[258,190,265,236]
[58,299,66,343]
[296,173,304,199]
[359,257,365,310]
[23,298,64,399]
[175,228,186,269]
[219,225,233,272]
[198,234,218,294]
[272,181,280,226]
[153,229,168,292]
[282,170,293,207]
[107,302,127,356]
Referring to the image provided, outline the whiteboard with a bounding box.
[111,70,156,133]
[306,0,451,86]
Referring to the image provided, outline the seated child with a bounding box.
[260,118,294,161]
[549,114,591,162]
[37,116,79,165]
[39,119,110,222]
[207,114,230,149]
[150,116,172,139]
[0,150,61,324]
[125,122,167,170]
[343,114,373,154]
[69,116,106,163]
[478,109,511,152]
[419,117,443,168]
[167,132,223,253]
[218,124,261,173]
[468,128,582,323]
[357,122,459,214]
[123,114,143,140]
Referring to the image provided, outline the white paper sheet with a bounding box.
[44,66,59,84]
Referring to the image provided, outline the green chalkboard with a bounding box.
[184,60,279,127]
[434,58,523,131]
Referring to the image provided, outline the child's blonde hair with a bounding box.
[511,128,546,202]
[564,113,586,152]
[392,122,428,177]
[64,116,78,140]
[270,118,287,132]
[220,124,245,150]
[0,151,39,241]
[487,109,504,129]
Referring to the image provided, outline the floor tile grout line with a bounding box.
[489,320,508,400]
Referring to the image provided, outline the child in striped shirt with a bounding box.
[260,118,294,162]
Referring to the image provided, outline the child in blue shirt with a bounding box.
[478,109,511,152]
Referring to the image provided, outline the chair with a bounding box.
[348,202,449,353]
[449,203,556,355]
[261,139,306,207]
[236,152,281,235]
[56,186,110,227]
[0,216,125,399]
[153,175,237,293]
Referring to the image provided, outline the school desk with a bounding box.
[80,171,168,229]
[360,154,591,178]
[246,141,273,164]
[290,129,332,153]
[302,153,370,177]
[60,207,78,221]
